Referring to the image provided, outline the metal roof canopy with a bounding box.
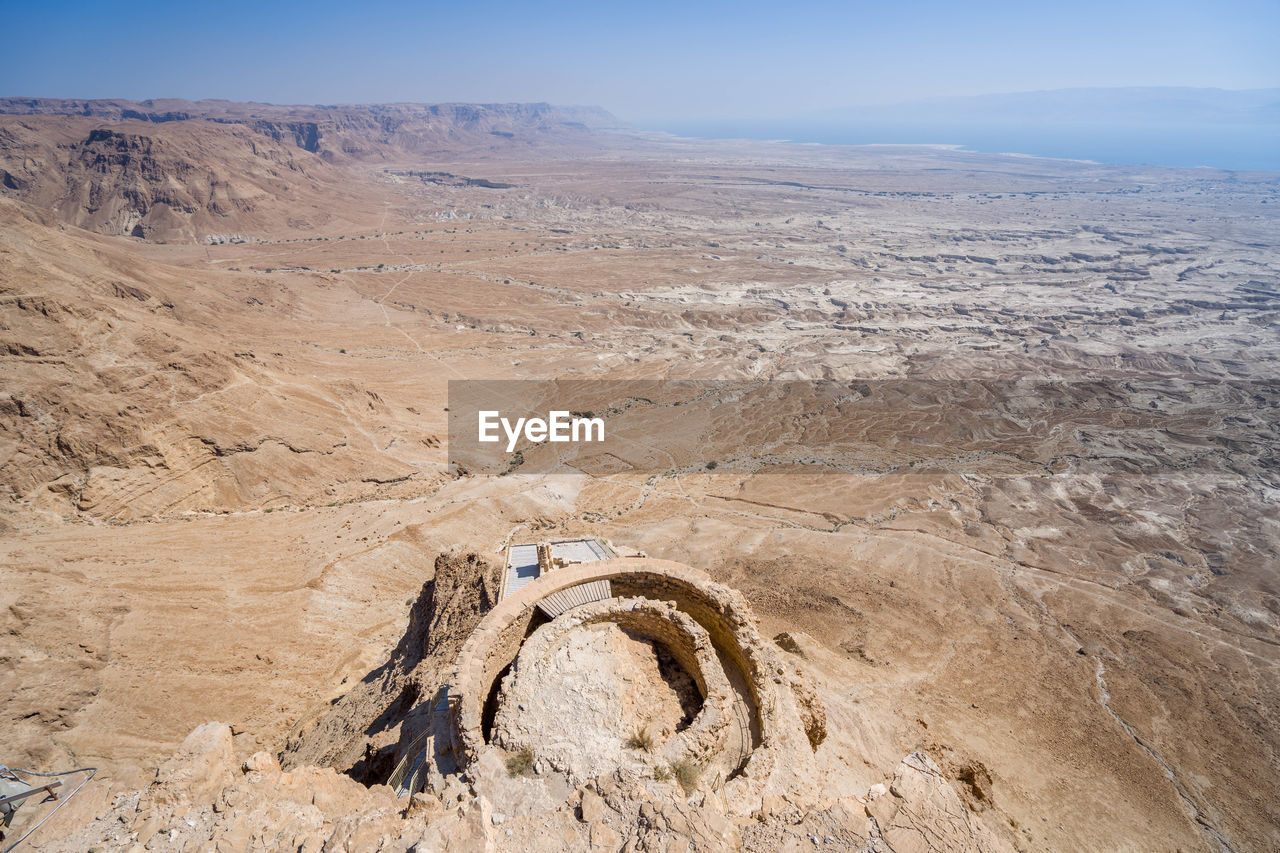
[501,537,616,601]
[503,544,541,600]
[549,538,611,565]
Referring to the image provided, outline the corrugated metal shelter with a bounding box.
[501,538,616,601]
[503,544,541,599]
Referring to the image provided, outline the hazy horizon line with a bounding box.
[4,83,1279,123]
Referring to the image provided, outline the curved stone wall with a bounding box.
[490,596,737,776]
[448,558,796,794]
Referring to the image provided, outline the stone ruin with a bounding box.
[397,557,828,815]
[45,551,1019,852]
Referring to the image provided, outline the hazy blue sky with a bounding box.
[1,0,1276,121]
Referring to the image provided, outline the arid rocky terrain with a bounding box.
[0,98,1277,852]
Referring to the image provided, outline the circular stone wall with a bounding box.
[448,559,785,790]
[488,597,737,782]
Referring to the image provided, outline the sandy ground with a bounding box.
[1,129,1278,850]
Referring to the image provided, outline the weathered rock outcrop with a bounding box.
[0,115,357,241]
[43,722,1016,853]
[282,552,501,782]
[0,99,625,242]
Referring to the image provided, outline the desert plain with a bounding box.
[0,99,1277,851]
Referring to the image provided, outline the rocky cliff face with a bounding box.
[0,115,355,241]
[241,119,322,152]
[38,710,1018,852]
[0,99,625,241]
[0,97,625,160]
[248,552,1017,853]
[281,552,501,783]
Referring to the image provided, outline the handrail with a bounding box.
[385,730,431,794]
[0,779,61,808]
[0,765,96,852]
[385,686,454,795]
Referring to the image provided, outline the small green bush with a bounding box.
[506,747,536,777]
[670,759,700,794]
[626,726,654,752]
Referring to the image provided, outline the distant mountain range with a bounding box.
[815,87,1280,127]
[0,99,627,241]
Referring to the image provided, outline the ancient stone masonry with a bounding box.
[434,557,828,813]
[491,597,739,783]
[44,552,1019,853]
